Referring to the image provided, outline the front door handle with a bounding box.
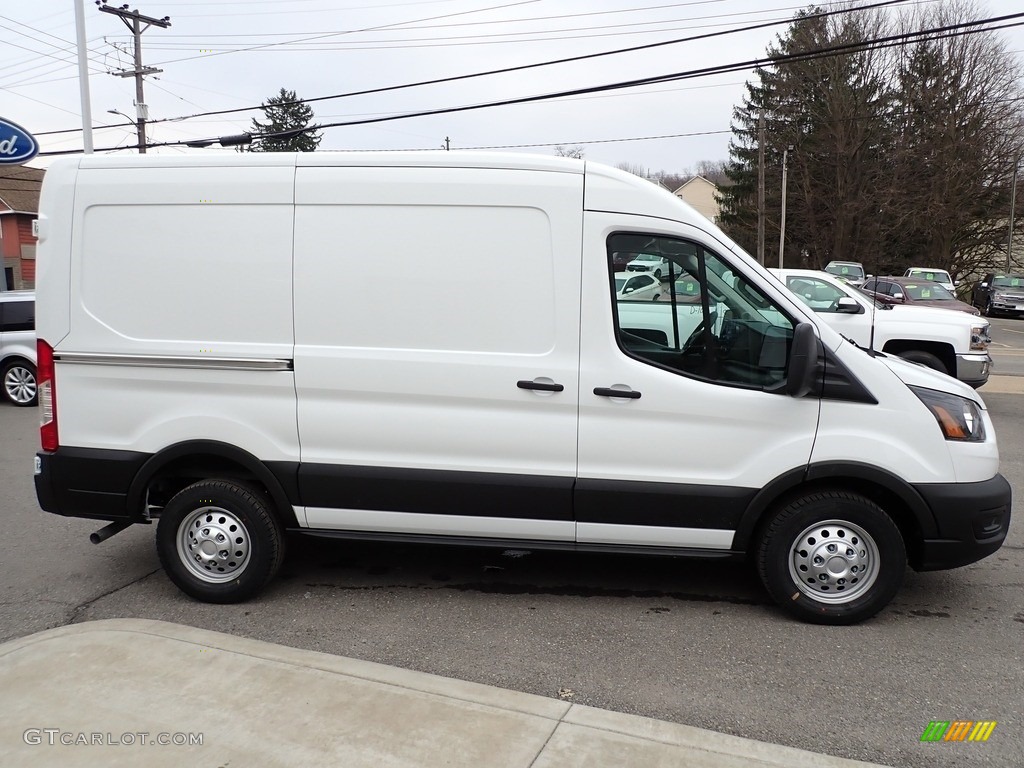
[517,379,565,392]
[593,387,641,399]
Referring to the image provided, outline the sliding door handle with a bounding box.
[517,379,565,392]
[593,387,641,399]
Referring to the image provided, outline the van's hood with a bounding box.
[878,352,985,406]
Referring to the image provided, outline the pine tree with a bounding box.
[245,88,322,152]
[719,1,1024,278]
[719,8,890,270]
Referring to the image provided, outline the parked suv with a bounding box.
[823,260,867,287]
[971,273,1024,318]
[903,267,957,293]
[0,291,37,406]
[625,252,670,278]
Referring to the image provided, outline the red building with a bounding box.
[1,165,43,290]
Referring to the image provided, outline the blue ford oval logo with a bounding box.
[0,118,39,165]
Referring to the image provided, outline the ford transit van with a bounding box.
[32,153,1011,624]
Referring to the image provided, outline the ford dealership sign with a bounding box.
[0,118,39,165]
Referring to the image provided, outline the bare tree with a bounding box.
[554,145,585,159]
[615,161,648,177]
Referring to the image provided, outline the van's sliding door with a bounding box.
[293,164,583,541]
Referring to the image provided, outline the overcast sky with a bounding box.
[3,0,1022,174]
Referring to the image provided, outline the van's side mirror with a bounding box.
[979,282,988,288]
[892,291,904,300]
[785,322,819,397]
[836,297,861,314]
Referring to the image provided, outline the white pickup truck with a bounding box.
[772,269,991,388]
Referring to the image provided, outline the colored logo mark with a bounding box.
[920,720,997,742]
[0,117,39,165]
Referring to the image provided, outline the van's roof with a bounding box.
[71,151,586,174]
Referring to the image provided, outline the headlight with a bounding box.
[970,323,990,351]
[910,386,986,442]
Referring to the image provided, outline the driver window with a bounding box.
[608,233,795,388]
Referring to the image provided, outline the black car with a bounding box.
[971,273,1024,317]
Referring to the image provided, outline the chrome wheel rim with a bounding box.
[4,366,36,404]
[789,519,879,604]
[177,506,251,583]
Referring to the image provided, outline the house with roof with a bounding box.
[1,165,43,290]
[672,175,720,225]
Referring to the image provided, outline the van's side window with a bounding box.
[608,234,795,388]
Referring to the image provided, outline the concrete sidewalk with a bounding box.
[0,619,887,768]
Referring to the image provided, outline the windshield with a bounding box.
[633,254,660,262]
[825,263,865,279]
[908,269,951,283]
[902,282,954,300]
[672,275,701,297]
[992,275,1024,288]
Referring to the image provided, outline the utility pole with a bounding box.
[757,109,765,266]
[74,0,94,153]
[778,146,792,269]
[98,1,171,153]
[1009,151,1021,271]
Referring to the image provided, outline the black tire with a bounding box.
[757,491,905,625]
[983,300,995,318]
[896,350,948,375]
[1,359,37,407]
[156,480,285,603]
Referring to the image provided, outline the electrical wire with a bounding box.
[32,0,912,139]
[35,13,1024,157]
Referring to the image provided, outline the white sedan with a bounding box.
[614,272,662,301]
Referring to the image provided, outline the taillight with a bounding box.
[37,339,58,451]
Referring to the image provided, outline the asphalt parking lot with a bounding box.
[0,380,1021,768]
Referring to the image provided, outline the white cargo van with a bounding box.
[33,153,1011,624]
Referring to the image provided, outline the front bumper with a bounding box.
[912,474,1012,570]
[955,353,991,387]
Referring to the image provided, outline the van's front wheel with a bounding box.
[757,491,905,625]
[156,480,284,603]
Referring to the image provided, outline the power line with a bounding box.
[33,0,912,139]
[36,13,1024,157]
[144,0,546,66]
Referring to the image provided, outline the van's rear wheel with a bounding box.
[757,491,905,625]
[156,480,284,603]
